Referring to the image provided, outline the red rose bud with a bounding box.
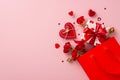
[72,49,78,61]
[88,9,96,17]
[67,57,73,62]
[75,42,85,51]
[63,42,72,53]
[109,27,115,33]
[76,16,85,25]
[68,11,74,16]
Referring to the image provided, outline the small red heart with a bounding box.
[59,22,76,39]
[55,43,60,49]
[68,11,74,16]
[88,9,96,17]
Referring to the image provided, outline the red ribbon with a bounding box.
[84,23,107,45]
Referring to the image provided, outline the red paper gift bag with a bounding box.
[78,37,120,80]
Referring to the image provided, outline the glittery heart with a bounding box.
[59,22,76,39]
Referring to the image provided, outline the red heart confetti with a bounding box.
[55,43,60,49]
[58,23,61,25]
[68,11,74,16]
[88,9,96,17]
[104,8,106,10]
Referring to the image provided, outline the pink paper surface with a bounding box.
[0,0,120,80]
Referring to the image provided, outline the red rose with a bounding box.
[72,49,78,61]
[63,42,72,53]
[75,44,85,51]
[76,16,85,24]
[74,40,85,51]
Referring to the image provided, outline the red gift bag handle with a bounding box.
[91,47,120,75]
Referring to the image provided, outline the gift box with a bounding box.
[78,37,120,80]
[81,20,113,46]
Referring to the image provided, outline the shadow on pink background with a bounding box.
[0,0,120,80]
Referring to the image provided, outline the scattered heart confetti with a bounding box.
[73,22,75,24]
[58,23,61,25]
[88,9,96,17]
[68,11,74,16]
[104,8,106,10]
[55,43,60,49]
[61,60,64,63]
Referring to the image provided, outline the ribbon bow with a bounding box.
[83,22,107,46]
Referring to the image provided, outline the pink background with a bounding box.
[0,0,120,80]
